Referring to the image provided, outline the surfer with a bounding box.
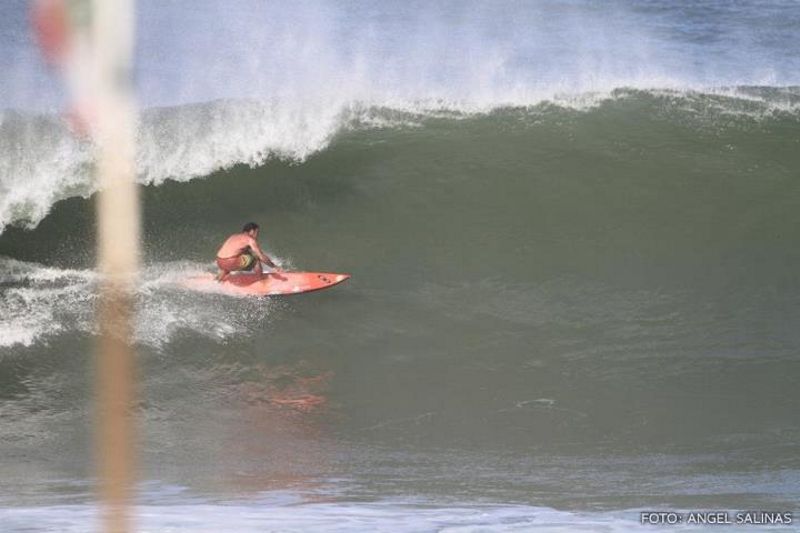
[215,222,282,282]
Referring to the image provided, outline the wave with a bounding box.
[3,83,799,350]
[1,86,799,234]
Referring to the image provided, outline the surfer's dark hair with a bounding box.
[243,222,259,233]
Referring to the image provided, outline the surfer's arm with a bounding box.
[250,238,282,271]
[261,256,281,270]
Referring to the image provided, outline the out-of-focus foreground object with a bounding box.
[31,1,140,533]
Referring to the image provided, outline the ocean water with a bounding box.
[1,1,799,531]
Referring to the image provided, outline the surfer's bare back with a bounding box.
[215,222,281,281]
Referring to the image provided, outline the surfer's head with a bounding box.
[242,222,259,236]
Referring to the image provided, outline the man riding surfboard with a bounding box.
[215,222,282,282]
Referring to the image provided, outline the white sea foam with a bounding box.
[0,258,276,349]
[0,112,94,232]
[0,257,95,348]
[0,499,660,533]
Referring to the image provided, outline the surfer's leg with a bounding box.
[215,257,236,282]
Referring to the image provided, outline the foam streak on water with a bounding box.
[0,499,693,533]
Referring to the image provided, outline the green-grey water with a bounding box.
[2,0,800,530]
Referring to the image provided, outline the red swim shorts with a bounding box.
[216,253,255,272]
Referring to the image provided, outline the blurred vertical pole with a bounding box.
[92,0,139,532]
[32,2,139,529]
[32,1,138,530]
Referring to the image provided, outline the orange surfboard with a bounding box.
[185,271,350,296]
